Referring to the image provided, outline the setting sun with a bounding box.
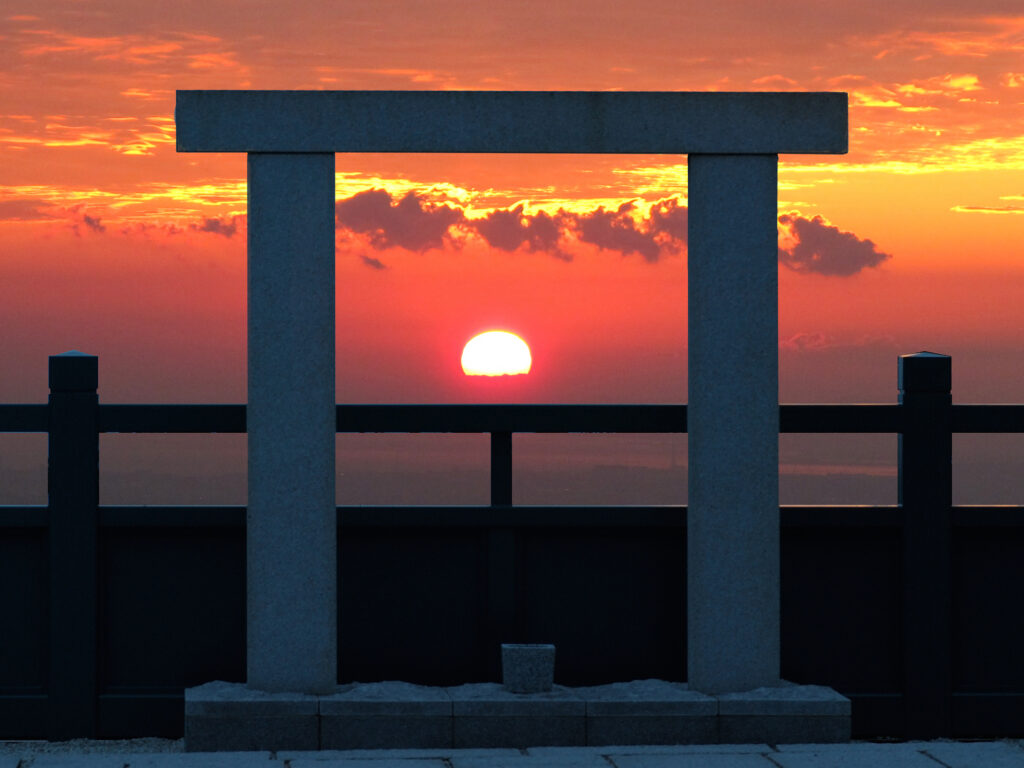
[461,331,532,376]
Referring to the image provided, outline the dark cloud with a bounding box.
[82,213,105,233]
[0,199,51,221]
[648,197,688,244]
[191,216,239,238]
[778,214,891,276]
[360,254,387,270]
[329,190,887,277]
[471,204,569,260]
[335,188,464,252]
[572,201,662,263]
[120,222,185,237]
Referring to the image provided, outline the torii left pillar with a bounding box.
[246,152,337,693]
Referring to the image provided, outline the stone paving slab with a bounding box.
[610,755,773,768]
[9,741,1024,768]
[775,741,942,754]
[920,740,1024,768]
[590,744,774,755]
[125,755,273,767]
[26,757,133,767]
[770,742,941,767]
[278,749,524,761]
[450,754,604,768]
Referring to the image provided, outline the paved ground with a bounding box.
[3,740,1024,768]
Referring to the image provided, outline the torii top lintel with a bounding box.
[175,90,847,155]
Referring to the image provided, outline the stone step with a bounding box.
[185,680,850,752]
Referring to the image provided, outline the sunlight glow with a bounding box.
[461,331,532,376]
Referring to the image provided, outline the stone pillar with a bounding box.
[247,152,337,693]
[687,153,780,694]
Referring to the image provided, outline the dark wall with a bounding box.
[5,506,1024,739]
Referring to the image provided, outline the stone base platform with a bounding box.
[185,679,850,752]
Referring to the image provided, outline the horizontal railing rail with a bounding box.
[3,401,1024,436]
[2,402,1022,435]
[5,402,1024,436]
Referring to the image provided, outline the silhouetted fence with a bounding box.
[2,351,1024,740]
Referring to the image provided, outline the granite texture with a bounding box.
[184,680,851,750]
[185,681,318,717]
[320,682,451,715]
[448,684,584,716]
[576,680,717,746]
[176,91,848,154]
[449,683,585,747]
[185,682,319,751]
[716,684,851,716]
[715,682,851,743]
[320,682,454,748]
[320,715,452,750]
[454,716,585,748]
[502,644,555,694]
[587,715,718,746]
[575,679,716,715]
[687,153,781,695]
[246,151,337,694]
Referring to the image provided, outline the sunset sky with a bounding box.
[2,1,1023,506]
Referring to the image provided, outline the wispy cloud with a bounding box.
[951,205,1024,214]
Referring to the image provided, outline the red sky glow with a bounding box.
[2,1,1023,505]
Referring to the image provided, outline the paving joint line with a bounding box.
[920,748,955,767]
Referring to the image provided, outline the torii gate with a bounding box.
[176,90,847,697]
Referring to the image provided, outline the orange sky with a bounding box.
[1,2,1024,503]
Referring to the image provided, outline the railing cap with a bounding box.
[49,351,98,393]
[899,351,951,395]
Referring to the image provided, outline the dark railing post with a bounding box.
[47,351,99,739]
[487,431,517,679]
[898,351,952,738]
[490,431,513,507]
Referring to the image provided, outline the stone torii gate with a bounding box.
[176,90,847,702]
